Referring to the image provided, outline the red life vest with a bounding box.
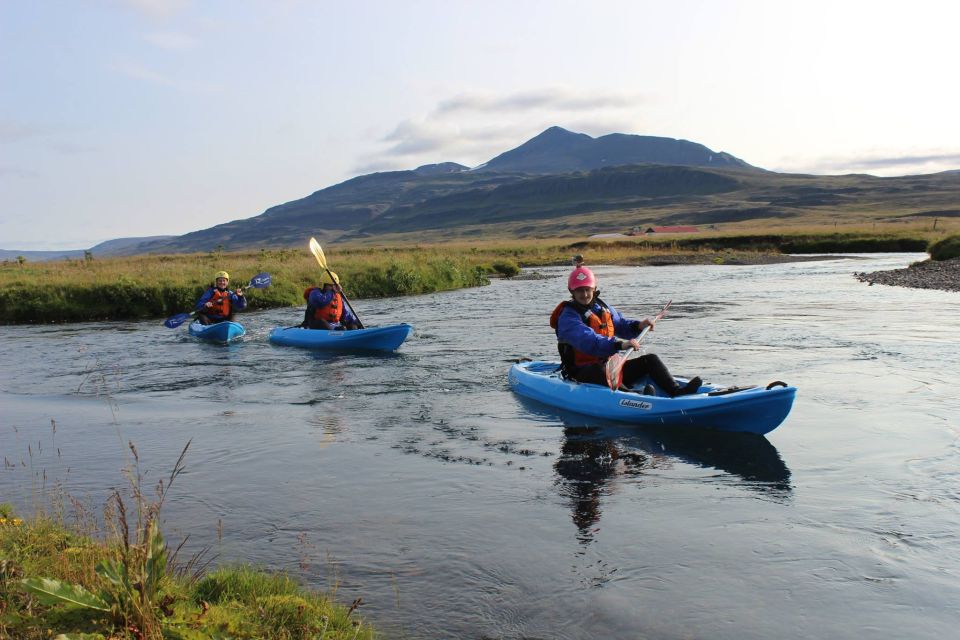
[304,287,343,323]
[205,288,231,317]
[550,299,615,368]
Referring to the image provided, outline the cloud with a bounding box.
[779,151,960,176]
[0,121,47,144]
[353,87,647,174]
[50,141,98,155]
[144,31,198,51]
[435,88,640,115]
[110,60,177,87]
[116,0,191,19]
[0,166,39,179]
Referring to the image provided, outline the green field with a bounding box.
[0,226,950,324]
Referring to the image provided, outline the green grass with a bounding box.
[928,233,960,260]
[0,226,943,324]
[0,450,376,640]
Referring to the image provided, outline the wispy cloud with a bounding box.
[117,0,191,19]
[0,166,39,179]
[353,87,647,174]
[779,151,960,176]
[0,121,48,144]
[435,88,640,115]
[144,31,198,51]
[110,60,177,87]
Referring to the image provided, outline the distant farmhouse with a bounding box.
[628,225,701,235]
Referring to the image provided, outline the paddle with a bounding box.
[604,300,672,391]
[308,237,365,329]
[162,272,272,328]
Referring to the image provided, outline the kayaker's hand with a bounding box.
[235,288,244,297]
[205,301,213,308]
[619,338,641,351]
[635,318,654,332]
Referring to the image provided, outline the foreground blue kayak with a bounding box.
[188,320,245,343]
[509,361,796,435]
[269,323,413,352]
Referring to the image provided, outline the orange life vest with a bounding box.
[304,287,343,323]
[550,299,615,368]
[205,288,231,317]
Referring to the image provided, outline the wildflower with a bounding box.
[0,518,7,525]
[12,518,22,527]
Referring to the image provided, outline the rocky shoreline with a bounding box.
[855,257,960,293]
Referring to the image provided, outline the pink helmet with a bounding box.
[567,266,597,290]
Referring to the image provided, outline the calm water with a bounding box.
[2,253,959,639]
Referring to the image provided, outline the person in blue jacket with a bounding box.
[301,270,360,330]
[550,264,701,397]
[194,270,246,325]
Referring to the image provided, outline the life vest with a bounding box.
[304,287,343,323]
[550,299,615,372]
[204,288,231,317]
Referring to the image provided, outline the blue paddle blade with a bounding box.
[163,312,193,328]
[247,272,271,288]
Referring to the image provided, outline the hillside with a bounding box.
[9,127,960,257]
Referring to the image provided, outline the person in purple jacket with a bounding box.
[300,270,360,330]
[550,264,700,397]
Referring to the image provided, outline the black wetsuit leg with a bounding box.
[621,354,680,394]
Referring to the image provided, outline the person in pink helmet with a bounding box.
[549,262,701,396]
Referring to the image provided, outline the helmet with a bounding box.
[320,270,340,286]
[567,266,596,290]
[215,271,230,280]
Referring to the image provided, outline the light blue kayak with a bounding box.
[509,361,796,435]
[188,320,245,343]
[269,323,413,352]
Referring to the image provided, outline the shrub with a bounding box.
[928,234,960,261]
[491,259,521,278]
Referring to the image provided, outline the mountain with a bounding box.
[112,127,766,254]
[479,126,756,174]
[0,236,175,262]
[17,127,959,256]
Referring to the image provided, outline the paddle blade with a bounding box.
[604,351,628,391]
[163,312,193,329]
[247,272,271,288]
[309,237,327,268]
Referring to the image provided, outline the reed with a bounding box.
[0,443,376,639]
[0,226,940,324]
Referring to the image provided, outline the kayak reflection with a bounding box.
[554,425,791,543]
[516,396,793,543]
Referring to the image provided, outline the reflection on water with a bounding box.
[2,253,960,640]
[555,423,791,543]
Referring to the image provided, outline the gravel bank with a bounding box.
[855,258,960,293]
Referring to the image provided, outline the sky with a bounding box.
[2,0,959,250]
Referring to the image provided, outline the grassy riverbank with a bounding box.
[0,443,376,639]
[0,227,943,324]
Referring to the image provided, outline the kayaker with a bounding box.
[194,271,246,325]
[301,270,360,330]
[551,265,701,397]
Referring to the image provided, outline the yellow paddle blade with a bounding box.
[308,237,327,268]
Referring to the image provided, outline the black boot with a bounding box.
[671,376,702,397]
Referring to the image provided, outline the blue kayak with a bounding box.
[269,323,413,352]
[188,320,245,343]
[509,361,796,435]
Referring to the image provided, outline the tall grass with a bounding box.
[0,441,377,639]
[0,227,939,324]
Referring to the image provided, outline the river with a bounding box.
[2,253,958,639]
